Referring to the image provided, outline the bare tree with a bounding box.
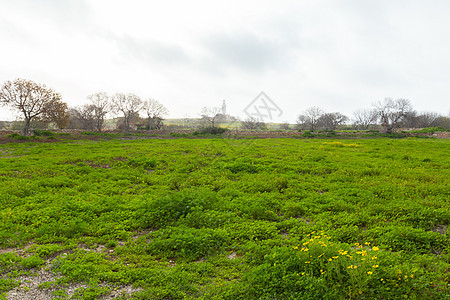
[296,106,324,131]
[434,115,450,130]
[352,109,377,130]
[0,78,67,135]
[143,98,169,134]
[87,92,110,132]
[373,98,413,133]
[317,112,348,131]
[112,93,144,133]
[68,105,96,130]
[404,111,440,128]
[241,117,267,130]
[200,106,221,129]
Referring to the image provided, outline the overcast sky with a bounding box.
[1,0,449,122]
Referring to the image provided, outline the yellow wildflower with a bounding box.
[367,271,373,275]
[372,246,379,251]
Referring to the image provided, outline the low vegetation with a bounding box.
[0,137,448,299]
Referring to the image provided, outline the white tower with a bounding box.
[222,100,227,115]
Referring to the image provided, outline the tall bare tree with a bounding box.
[88,92,110,132]
[143,98,169,134]
[296,106,324,131]
[112,93,144,133]
[241,117,267,130]
[352,109,377,130]
[68,105,96,130]
[0,78,67,135]
[317,112,348,131]
[373,98,413,133]
[200,106,221,129]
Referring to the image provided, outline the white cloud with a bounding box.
[1,0,449,122]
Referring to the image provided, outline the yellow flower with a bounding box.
[328,258,333,262]
[373,265,379,268]
[305,261,310,264]
[367,271,373,275]
[372,246,379,251]
[372,256,377,260]
[293,246,298,250]
[318,253,324,258]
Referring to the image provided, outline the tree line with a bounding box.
[0,79,168,135]
[296,99,448,133]
[0,78,448,135]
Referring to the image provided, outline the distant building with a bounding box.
[216,99,238,122]
[222,100,227,115]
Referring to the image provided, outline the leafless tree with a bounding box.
[200,106,221,129]
[352,109,378,130]
[296,106,325,131]
[68,105,96,130]
[241,117,267,130]
[0,78,68,135]
[433,115,450,130]
[373,98,413,133]
[88,92,110,133]
[404,111,440,128]
[143,98,169,134]
[112,93,144,133]
[317,112,348,131]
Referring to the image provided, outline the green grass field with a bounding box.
[0,137,449,299]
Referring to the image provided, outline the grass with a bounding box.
[0,137,448,299]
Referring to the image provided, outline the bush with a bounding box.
[302,130,315,137]
[33,130,55,136]
[200,127,227,134]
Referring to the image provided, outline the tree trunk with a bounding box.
[22,118,31,136]
[124,113,130,133]
[148,117,153,135]
[96,118,103,133]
